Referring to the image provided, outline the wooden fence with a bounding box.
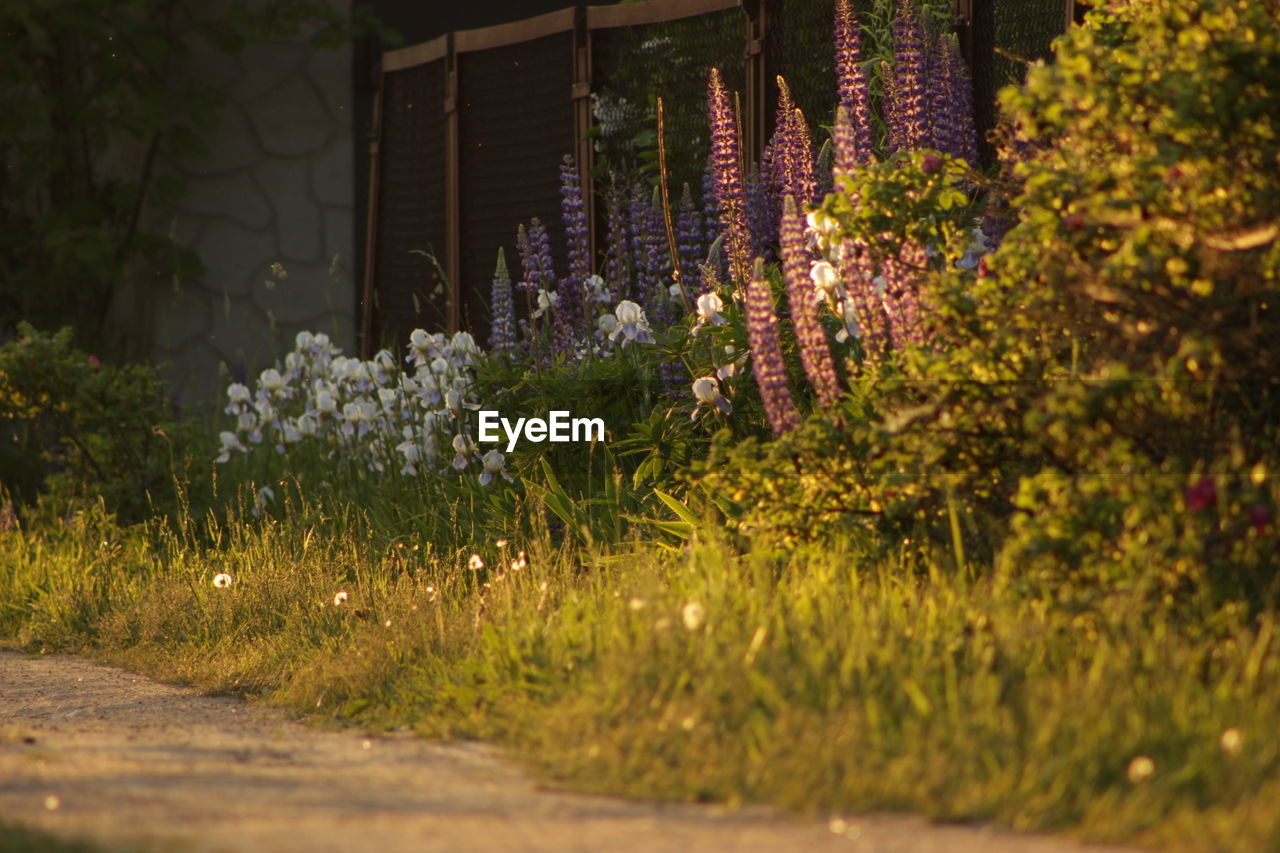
[360,0,1076,356]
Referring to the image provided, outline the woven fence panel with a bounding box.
[591,6,747,208]
[764,0,840,139]
[458,32,575,344]
[973,0,1067,157]
[373,60,448,351]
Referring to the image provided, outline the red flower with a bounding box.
[1248,503,1272,532]
[1185,477,1216,512]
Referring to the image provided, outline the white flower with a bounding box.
[253,486,275,517]
[227,383,251,405]
[450,331,479,363]
[212,573,233,588]
[468,554,485,571]
[378,388,399,410]
[834,298,861,344]
[430,356,450,375]
[333,590,349,606]
[258,368,285,395]
[451,433,476,470]
[691,292,728,336]
[408,328,437,366]
[533,288,558,319]
[295,330,315,351]
[510,551,528,572]
[313,332,331,350]
[810,260,838,294]
[587,274,611,303]
[345,360,372,384]
[479,450,513,486]
[682,601,705,631]
[216,431,246,463]
[690,376,732,419]
[668,282,684,300]
[315,391,337,414]
[597,313,618,336]
[281,421,302,444]
[609,300,654,347]
[284,351,305,373]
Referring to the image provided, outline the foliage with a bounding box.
[4,510,1280,851]
[0,0,391,356]
[0,324,200,523]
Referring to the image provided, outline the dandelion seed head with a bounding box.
[1127,755,1155,784]
[468,553,485,571]
[1221,728,1243,756]
[682,602,706,631]
[333,590,349,606]
[212,573,233,588]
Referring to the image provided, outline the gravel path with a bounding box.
[0,652,1138,853]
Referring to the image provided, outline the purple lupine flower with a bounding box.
[834,0,875,166]
[628,184,653,307]
[745,164,773,262]
[882,63,903,154]
[605,183,632,303]
[676,183,703,291]
[519,218,555,293]
[837,241,889,365]
[781,196,840,408]
[943,38,980,165]
[785,106,818,207]
[746,259,800,435]
[707,67,752,287]
[879,241,927,351]
[833,106,857,177]
[489,247,517,354]
[701,155,721,250]
[760,78,795,241]
[889,0,929,152]
[559,154,590,341]
[923,26,943,153]
[641,186,674,327]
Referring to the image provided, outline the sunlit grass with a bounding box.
[2,497,1278,852]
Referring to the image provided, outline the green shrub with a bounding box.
[0,323,199,523]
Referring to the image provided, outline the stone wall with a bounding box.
[153,0,356,411]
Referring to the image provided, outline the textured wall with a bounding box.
[154,1,355,411]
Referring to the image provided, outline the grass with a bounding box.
[2,492,1279,852]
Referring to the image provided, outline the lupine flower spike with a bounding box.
[782,196,841,408]
[489,248,517,354]
[834,0,875,166]
[746,259,800,435]
[707,68,752,289]
[890,0,929,152]
[558,154,590,341]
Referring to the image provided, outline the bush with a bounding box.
[0,324,199,523]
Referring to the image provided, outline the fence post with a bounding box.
[359,59,384,359]
[742,0,768,169]
[571,6,596,268]
[443,33,461,334]
[952,0,975,66]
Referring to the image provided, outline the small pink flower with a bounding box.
[921,153,941,174]
[87,355,100,369]
[1185,477,1217,512]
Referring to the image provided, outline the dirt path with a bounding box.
[0,652,1138,853]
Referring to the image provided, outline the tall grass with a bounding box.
[2,493,1277,852]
